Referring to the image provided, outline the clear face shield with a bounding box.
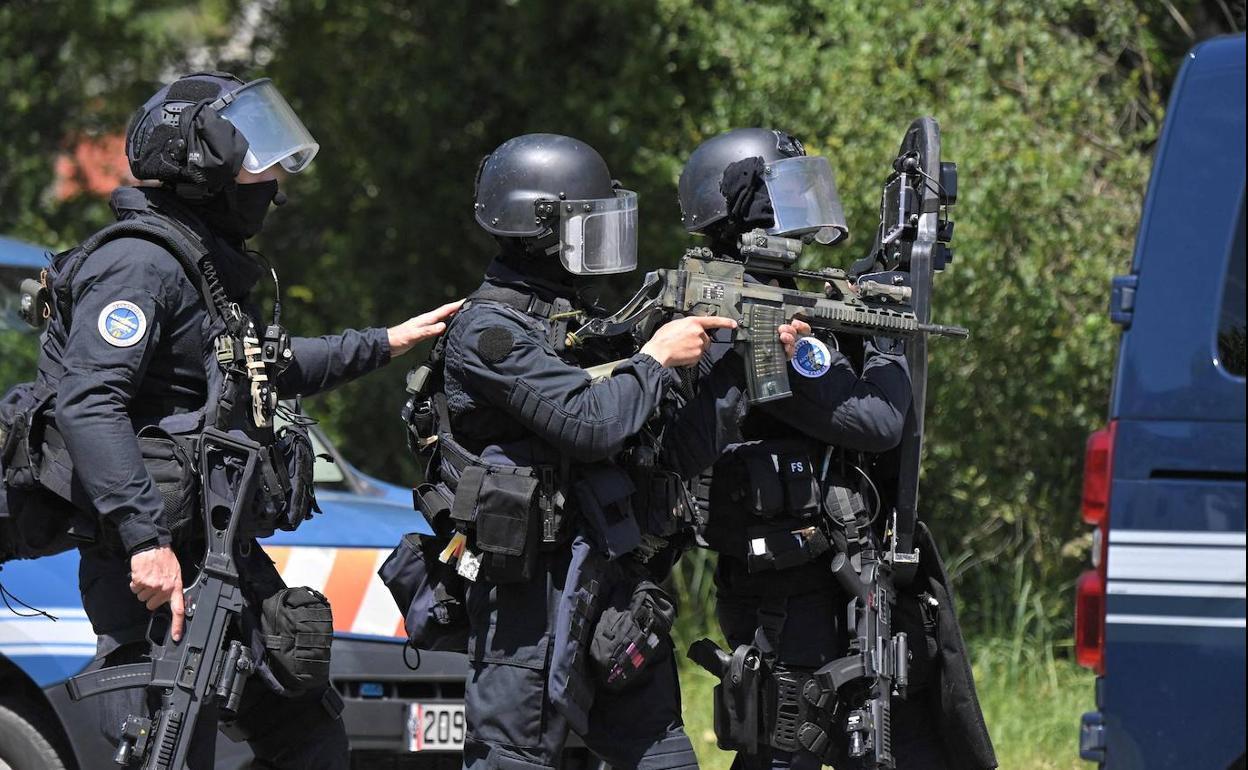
[215,79,320,174]
[763,155,849,245]
[555,190,639,275]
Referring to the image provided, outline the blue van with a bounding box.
[1074,34,1246,770]
[0,236,470,768]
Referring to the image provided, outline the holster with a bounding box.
[713,644,766,753]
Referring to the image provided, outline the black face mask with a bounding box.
[230,180,280,238]
[195,180,279,239]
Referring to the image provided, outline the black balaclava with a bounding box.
[193,180,281,240]
[707,130,807,257]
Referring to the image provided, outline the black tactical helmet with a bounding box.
[126,72,319,199]
[126,72,250,197]
[679,128,800,233]
[474,134,639,275]
[678,128,848,245]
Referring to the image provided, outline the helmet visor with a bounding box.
[763,156,849,245]
[217,79,319,174]
[557,190,639,275]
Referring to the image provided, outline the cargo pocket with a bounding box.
[465,578,552,750]
[474,471,540,584]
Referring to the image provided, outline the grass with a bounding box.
[668,548,1093,768]
[675,637,1094,770]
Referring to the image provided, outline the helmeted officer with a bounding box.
[42,72,460,768]
[426,133,815,770]
[679,128,995,770]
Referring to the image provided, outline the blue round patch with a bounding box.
[791,336,833,378]
[97,300,148,347]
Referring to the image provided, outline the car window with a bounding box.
[1216,200,1246,377]
[307,427,347,484]
[0,266,41,392]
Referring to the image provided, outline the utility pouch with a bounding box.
[0,382,49,491]
[589,580,675,692]
[274,424,319,531]
[777,451,820,520]
[472,470,541,584]
[379,531,469,652]
[574,465,641,560]
[741,452,785,518]
[744,525,831,574]
[415,482,451,522]
[260,586,334,695]
[2,383,94,562]
[137,428,198,545]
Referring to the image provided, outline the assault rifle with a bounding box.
[568,231,965,408]
[65,428,262,769]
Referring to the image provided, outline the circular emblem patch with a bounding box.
[791,336,833,378]
[97,301,147,347]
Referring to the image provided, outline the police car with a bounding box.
[1073,34,1246,770]
[0,235,469,768]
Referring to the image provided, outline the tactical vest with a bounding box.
[1,190,315,563]
[403,285,575,586]
[402,283,695,582]
[701,436,876,591]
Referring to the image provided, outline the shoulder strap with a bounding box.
[53,214,224,328]
[469,284,562,319]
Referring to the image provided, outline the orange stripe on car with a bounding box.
[321,548,383,633]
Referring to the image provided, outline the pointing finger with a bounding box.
[692,316,738,331]
[170,588,185,642]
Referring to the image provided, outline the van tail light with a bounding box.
[1076,421,1115,674]
[1082,424,1115,526]
[1075,569,1106,673]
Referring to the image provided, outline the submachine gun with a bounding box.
[65,429,263,769]
[687,117,961,770]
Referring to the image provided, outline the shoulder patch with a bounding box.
[477,326,515,364]
[97,300,148,347]
[791,336,832,378]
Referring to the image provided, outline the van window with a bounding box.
[1217,201,1246,376]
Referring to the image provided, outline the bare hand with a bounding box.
[388,300,465,357]
[129,546,184,641]
[641,316,737,368]
[779,318,812,359]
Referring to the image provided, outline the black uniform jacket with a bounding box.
[59,187,390,646]
[443,260,747,515]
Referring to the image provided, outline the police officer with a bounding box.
[44,72,460,768]
[424,133,815,770]
[679,128,995,770]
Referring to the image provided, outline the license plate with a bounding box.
[405,703,466,752]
